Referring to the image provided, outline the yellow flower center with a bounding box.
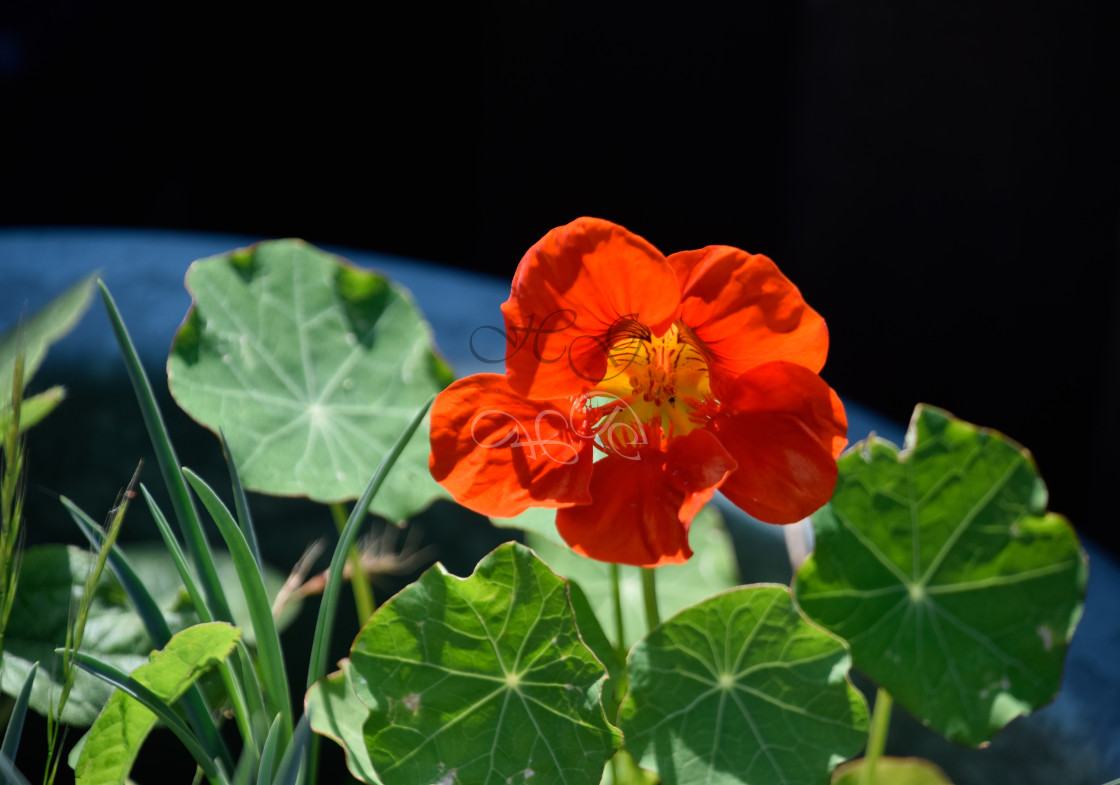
[589,320,711,453]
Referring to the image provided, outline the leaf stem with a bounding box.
[859,687,893,785]
[640,567,660,632]
[329,502,375,623]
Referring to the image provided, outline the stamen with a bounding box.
[591,319,713,453]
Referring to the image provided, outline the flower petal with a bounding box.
[669,246,829,378]
[710,361,847,524]
[555,428,736,567]
[502,217,680,400]
[428,374,594,518]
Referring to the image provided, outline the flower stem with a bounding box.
[859,687,893,785]
[611,563,626,662]
[640,567,660,632]
[329,502,375,623]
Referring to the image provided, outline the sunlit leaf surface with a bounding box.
[327,543,619,785]
[306,661,384,785]
[795,405,1087,745]
[621,585,868,785]
[167,239,452,521]
[74,623,240,785]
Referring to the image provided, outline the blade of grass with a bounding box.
[271,715,311,785]
[65,497,174,640]
[142,485,212,621]
[184,468,293,739]
[63,496,233,773]
[303,396,433,785]
[220,429,263,573]
[305,395,433,690]
[227,641,270,757]
[97,280,233,623]
[255,716,284,785]
[0,662,37,762]
[65,649,224,784]
[143,485,265,755]
[0,752,33,785]
[328,502,375,624]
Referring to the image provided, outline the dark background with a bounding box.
[3,0,1119,561]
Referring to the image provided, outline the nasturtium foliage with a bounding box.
[794,405,1087,746]
[312,542,620,785]
[73,622,240,785]
[167,239,453,522]
[305,661,383,785]
[620,585,869,785]
[525,505,739,655]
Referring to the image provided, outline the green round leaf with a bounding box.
[343,542,619,785]
[167,239,452,521]
[621,585,869,785]
[794,405,1087,745]
[306,662,383,785]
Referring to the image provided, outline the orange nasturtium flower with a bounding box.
[429,217,847,567]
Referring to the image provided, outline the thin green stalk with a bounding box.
[0,354,26,660]
[305,397,433,785]
[859,687,893,785]
[610,563,626,664]
[46,465,140,785]
[306,396,433,690]
[640,567,660,632]
[329,502,375,624]
[220,430,263,573]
